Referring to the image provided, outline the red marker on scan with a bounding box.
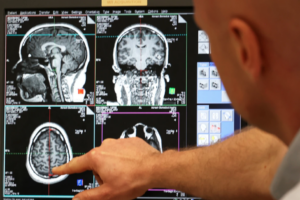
[78,89,84,95]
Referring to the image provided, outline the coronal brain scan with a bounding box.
[12,24,90,103]
[120,123,163,152]
[26,122,72,184]
[95,14,187,106]
[112,24,170,106]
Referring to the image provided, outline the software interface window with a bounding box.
[3,8,241,200]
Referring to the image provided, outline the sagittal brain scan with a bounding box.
[12,24,89,103]
[26,122,72,184]
[96,15,187,106]
[6,16,95,105]
[120,123,163,152]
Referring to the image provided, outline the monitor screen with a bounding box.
[3,7,244,200]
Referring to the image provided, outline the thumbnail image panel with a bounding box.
[197,105,241,147]
[197,62,231,104]
[4,106,95,197]
[95,14,187,106]
[95,106,187,151]
[5,15,95,105]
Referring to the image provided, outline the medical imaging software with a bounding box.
[2,7,243,200]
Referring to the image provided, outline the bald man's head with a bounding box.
[193,0,300,144]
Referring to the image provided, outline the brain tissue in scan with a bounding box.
[112,24,171,106]
[26,123,72,184]
[12,24,90,103]
[120,123,163,152]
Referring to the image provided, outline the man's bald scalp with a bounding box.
[194,0,300,143]
[196,0,300,71]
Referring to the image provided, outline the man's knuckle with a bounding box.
[102,138,117,146]
[88,149,98,159]
[102,139,110,145]
[134,137,143,142]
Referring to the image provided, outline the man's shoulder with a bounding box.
[281,181,300,200]
[270,131,300,200]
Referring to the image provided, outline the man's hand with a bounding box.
[53,128,287,200]
[52,137,161,200]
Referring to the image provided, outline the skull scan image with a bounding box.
[26,122,72,184]
[112,24,170,105]
[120,123,163,152]
[12,24,90,103]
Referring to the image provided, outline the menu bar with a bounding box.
[6,9,193,16]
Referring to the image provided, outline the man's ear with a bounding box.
[229,18,263,80]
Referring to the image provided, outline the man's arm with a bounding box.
[152,128,287,200]
[53,127,287,200]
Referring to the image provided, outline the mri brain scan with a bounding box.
[120,123,163,152]
[112,24,170,106]
[26,122,72,184]
[12,24,90,103]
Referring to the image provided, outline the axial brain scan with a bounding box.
[12,24,90,103]
[112,24,170,106]
[120,123,163,152]
[26,122,72,184]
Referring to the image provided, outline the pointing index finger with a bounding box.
[52,153,92,175]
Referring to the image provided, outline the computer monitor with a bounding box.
[1,1,246,199]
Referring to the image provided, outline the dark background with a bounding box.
[96,14,187,105]
[5,107,94,196]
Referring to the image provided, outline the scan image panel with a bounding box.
[4,106,95,197]
[5,16,95,105]
[96,14,187,106]
[95,106,187,151]
[26,122,72,185]
[196,104,241,147]
[197,62,230,104]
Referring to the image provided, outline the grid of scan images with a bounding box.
[4,11,190,199]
